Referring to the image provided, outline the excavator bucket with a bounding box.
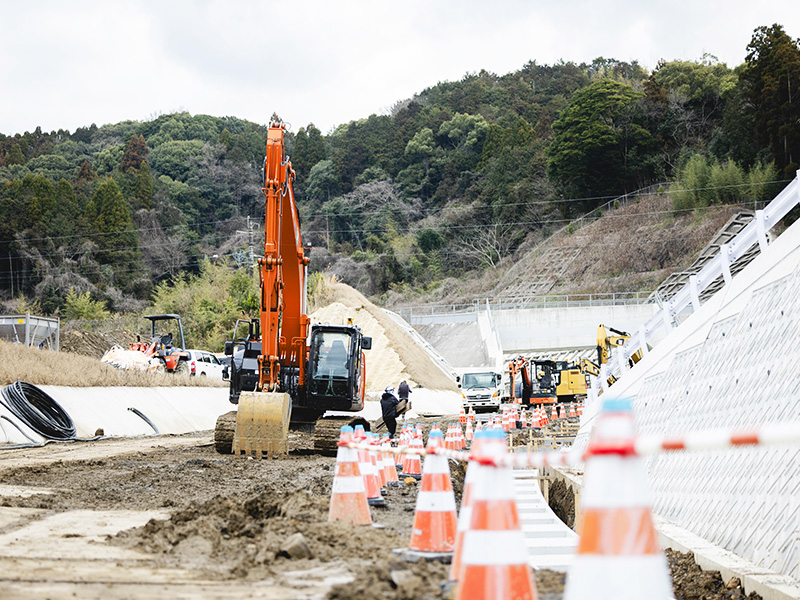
[232,391,291,459]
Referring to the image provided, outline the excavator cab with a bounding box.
[224,319,261,404]
[306,324,371,413]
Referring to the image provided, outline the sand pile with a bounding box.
[310,283,457,394]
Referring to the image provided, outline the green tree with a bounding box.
[743,24,800,174]
[547,79,653,205]
[63,288,110,320]
[7,144,25,165]
[417,228,445,253]
[86,178,139,268]
[135,162,154,209]
[291,124,327,186]
[305,160,340,204]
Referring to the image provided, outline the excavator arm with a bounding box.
[258,123,310,392]
[596,324,631,365]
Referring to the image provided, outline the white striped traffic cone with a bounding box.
[455,428,537,599]
[328,426,372,526]
[563,397,673,600]
[449,429,484,581]
[403,429,457,558]
[382,438,401,487]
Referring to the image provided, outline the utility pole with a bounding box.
[236,215,257,269]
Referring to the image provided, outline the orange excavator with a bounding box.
[214,122,372,458]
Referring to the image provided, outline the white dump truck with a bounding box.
[456,368,504,412]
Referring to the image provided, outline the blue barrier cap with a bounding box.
[428,429,444,438]
[483,428,506,440]
[601,397,633,413]
[341,425,354,433]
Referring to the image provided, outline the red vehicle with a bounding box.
[129,314,189,373]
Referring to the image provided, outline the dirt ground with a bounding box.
[0,423,767,600]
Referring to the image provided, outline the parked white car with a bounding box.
[184,349,226,380]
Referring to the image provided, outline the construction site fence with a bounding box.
[344,421,800,470]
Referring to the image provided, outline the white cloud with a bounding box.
[0,0,798,136]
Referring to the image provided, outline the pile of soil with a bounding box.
[668,550,762,600]
[312,283,458,393]
[60,328,137,358]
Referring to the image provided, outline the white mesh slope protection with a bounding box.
[575,214,800,581]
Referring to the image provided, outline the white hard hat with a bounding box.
[385,386,394,394]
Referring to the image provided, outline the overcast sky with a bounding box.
[1,0,798,137]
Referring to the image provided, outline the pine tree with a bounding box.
[87,178,139,269]
[120,133,148,172]
[743,24,800,173]
[135,162,154,209]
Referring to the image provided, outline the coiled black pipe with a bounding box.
[0,380,76,440]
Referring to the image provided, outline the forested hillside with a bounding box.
[0,23,798,319]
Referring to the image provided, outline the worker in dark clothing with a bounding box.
[380,386,400,438]
[398,380,411,402]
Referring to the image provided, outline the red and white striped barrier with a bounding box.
[339,421,800,470]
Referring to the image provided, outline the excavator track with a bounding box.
[214,410,236,454]
[216,409,372,457]
[313,416,371,456]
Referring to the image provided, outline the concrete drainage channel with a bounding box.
[0,383,231,445]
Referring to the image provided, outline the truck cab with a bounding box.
[456,369,503,412]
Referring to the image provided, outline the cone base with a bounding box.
[564,555,673,600]
[392,548,453,563]
[368,497,387,506]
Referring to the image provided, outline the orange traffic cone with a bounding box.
[446,423,457,450]
[401,429,457,559]
[397,425,409,468]
[459,405,467,425]
[403,434,423,480]
[465,418,474,442]
[449,429,484,581]
[551,405,558,422]
[354,426,385,506]
[563,397,672,600]
[455,428,537,599]
[577,402,584,417]
[469,406,476,424]
[521,410,528,428]
[456,423,466,449]
[502,408,510,432]
[569,402,576,418]
[328,426,372,526]
[382,438,400,487]
[370,433,387,490]
[559,403,567,420]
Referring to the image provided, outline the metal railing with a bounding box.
[397,291,655,322]
[597,171,800,394]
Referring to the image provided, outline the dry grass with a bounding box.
[0,340,226,388]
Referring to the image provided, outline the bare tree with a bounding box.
[457,223,514,269]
